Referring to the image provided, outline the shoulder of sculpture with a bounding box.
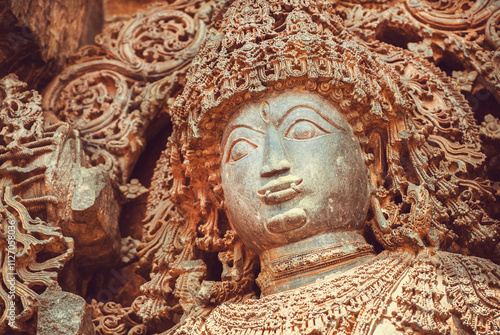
[172,250,500,335]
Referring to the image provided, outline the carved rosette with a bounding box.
[96,5,207,79]
[43,2,209,185]
[481,114,500,140]
[405,0,494,31]
[43,64,141,183]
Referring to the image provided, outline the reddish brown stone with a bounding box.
[1,0,500,334]
[37,285,95,335]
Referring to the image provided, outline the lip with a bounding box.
[257,175,303,205]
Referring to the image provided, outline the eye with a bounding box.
[227,139,257,163]
[285,120,328,140]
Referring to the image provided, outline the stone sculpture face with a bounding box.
[221,90,370,254]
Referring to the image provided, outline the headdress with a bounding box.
[172,0,409,142]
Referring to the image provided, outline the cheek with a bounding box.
[329,145,370,215]
[329,141,367,182]
[285,138,340,180]
[221,158,260,202]
[221,165,239,202]
[292,136,368,195]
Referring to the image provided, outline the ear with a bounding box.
[365,130,386,190]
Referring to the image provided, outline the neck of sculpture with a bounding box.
[257,231,375,296]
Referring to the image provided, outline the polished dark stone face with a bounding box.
[221,90,370,254]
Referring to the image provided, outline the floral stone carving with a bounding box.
[1,0,500,334]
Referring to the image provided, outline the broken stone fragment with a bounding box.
[37,285,95,335]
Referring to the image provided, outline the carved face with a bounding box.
[221,90,370,254]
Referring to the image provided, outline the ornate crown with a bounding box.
[171,0,410,143]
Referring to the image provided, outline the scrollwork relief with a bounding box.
[1,0,500,334]
[43,1,211,185]
[96,4,207,79]
[0,74,74,333]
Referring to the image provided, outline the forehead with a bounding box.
[224,89,350,131]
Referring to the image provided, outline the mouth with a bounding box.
[257,175,303,205]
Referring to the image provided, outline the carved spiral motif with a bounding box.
[43,64,141,182]
[405,0,494,31]
[42,3,210,184]
[97,7,206,78]
[486,9,500,48]
[55,70,129,130]
[47,69,131,148]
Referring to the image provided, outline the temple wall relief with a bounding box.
[0,0,499,334]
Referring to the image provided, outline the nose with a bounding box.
[260,128,291,177]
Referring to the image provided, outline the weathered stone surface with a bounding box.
[103,0,158,25]
[0,1,209,332]
[9,0,104,66]
[0,3,54,90]
[1,0,500,334]
[37,285,95,335]
[0,74,74,334]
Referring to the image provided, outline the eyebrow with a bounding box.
[276,104,346,131]
[222,124,264,150]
